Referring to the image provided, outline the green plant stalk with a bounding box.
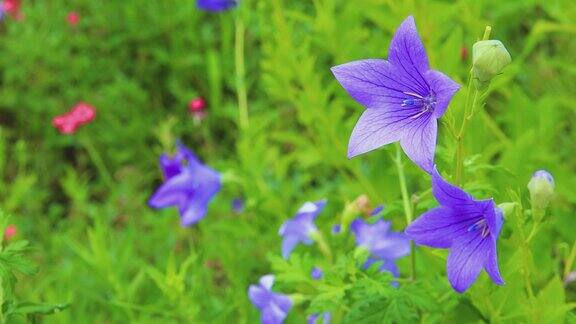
[312,231,333,264]
[454,26,491,185]
[235,17,249,130]
[394,144,415,279]
[564,239,576,279]
[81,137,114,189]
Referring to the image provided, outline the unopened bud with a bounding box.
[527,170,554,211]
[497,202,517,218]
[472,40,511,88]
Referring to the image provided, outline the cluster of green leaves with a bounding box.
[0,210,68,323]
[0,0,574,322]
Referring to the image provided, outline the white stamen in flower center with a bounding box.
[401,91,437,118]
[467,219,490,238]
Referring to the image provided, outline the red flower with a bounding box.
[2,0,23,20]
[67,11,80,26]
[4,225,17,240]
[52,102,96,135]
[188,97,206,121]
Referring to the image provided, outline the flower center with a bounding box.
[401,91,436,118]
[467,218,490,238]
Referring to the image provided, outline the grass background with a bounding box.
[0,0,575,322]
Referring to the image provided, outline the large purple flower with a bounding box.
[351,218,410,277]
[331,16,460,172]
[279,200,326,259]
[148,143,221,227]
[248,275,293,324]
[197,0,237,12]
[405,167,504,293]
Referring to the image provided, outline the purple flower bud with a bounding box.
[528,170,555,210]
[232,198,244,213]
[311,267,323,280]
[331,224,341,234]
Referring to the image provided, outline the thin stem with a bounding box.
[394,144,415,279]
[81,137,114,189]
[564,240,576,279]
[312,231,333,264]
[234,18,249,130]
[454,25,492,185]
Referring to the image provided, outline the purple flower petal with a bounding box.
[371,232,411,260]
[149,143,221,227]
[425,70,461,118]
[149,171,194,209]
[406,206,465,248]
[331,59,424,110]
[399,117,437,173]
[388,16,430,95]
[446,232,491,293]
[431,167,474,207]
[483,237,505,285]
[347,108,406,158]
[279,200,326,259]
[197,0,237,12]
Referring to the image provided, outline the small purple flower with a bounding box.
[232,198,245,213]
[197,0,237,12]
[248,275,292,324]
[331,224,341,235]
[279,200,326,259]
[331,16,460,172]
[371,205,384,216]
[351,218,410,277]
[148,142,222,227]
[405,166,505,293]
[307,312,331,324]
[311,267,323,280]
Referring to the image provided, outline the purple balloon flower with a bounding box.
[148,143,222,227]
[307,312,331,324]
[331,16,460,172]
[351,218,410,277]
[405,166,505,293]
[279,199,326,259]
[197,0,237,12]
[279,200,327,259]
[248,275,292,324]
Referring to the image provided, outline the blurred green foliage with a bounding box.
[0,0,575,322]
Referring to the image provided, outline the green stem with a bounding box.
[394,144,415,279]
[81,137,114,189]
[234,17,249,130]
[564,240,576,279]
[454,25,491,185]
[312,231,333,264]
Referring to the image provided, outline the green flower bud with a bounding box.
[497,202,517,218]
[527,170,555,211]
[472,40,511,88]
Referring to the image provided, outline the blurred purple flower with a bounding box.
[331,16,460,172]
[248,275,292,324]
[370,205,384,216]
[331,224,341,235]
[311,267,323,280]
[405,166,504,293]
[279,200,326,259]
[351,218,410,277]
[232,198,244,213]
[307,312,331,324]
[197,0,237,12]
[148,142,221,227]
